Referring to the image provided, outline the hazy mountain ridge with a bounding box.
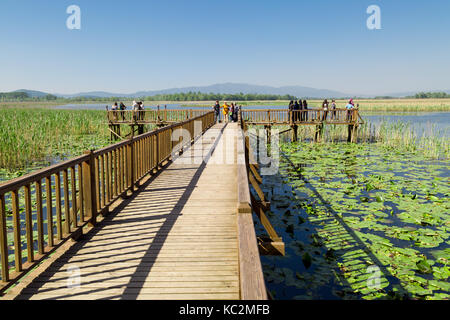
[56,83,350,99]
[6,84,450,99]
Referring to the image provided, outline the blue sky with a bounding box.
[0,0,449,95]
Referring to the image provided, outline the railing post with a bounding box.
[0,194,9,282]
[82,150,98,227]
[127,136,135,192]
[156,131,161,168]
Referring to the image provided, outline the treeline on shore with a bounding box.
[1,90,450,102]
[0,92,58,101]
[0,91,297,102]
[410,92,450,99]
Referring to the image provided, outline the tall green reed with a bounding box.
[0,108,111,170]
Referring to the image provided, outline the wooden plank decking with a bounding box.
[6,123,243,300]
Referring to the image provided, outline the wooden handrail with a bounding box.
[0,111,215,291]
[236,126,268,300]
[106,109,210,123]
[241,108,362,125]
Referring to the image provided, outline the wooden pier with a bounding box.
[241,108,364,142]
[0,107,362,300]
[0,111,274,300]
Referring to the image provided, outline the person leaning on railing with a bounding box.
[345,99,355,121]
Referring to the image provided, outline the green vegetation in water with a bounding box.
[239,99,450,112]
[273,120,449,160]
[258,142,449,300]
[0,108,112,173]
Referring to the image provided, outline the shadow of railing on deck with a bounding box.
[12,124,228,300]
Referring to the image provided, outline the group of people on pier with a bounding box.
[212,101,240,123]
[288,99,309,122]
[109,100,145,121]
[288,98,358,122]
[110,101,129,120]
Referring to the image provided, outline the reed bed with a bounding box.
[239,99,450,112]
[0,108,111,170]
[274,120,449,160]
[2,98,450,112]
[300,99,450,112]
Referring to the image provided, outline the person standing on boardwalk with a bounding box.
[293,100,300,122]
[111,102,119,121]
[330,99,337,120]
[222,102,230,123]
[322,99,329,121]
[137,101,144,120]
[288,100,294,122]
[298,98,304,122]
[345,99,354,121]
[213,100,221,123]
[233,104,240,122]
[119,102,127,120]
[303,100,308,121]
[132,100,139,121]
[230,103,235,122]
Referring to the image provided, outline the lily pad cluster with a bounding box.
[257,141,449,300]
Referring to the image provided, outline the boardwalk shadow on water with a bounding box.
[12,125,229,300]
[257,153,411,300]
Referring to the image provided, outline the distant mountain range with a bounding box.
[8,84,450,99]
[12,89,50,98]
[54,83,351,99]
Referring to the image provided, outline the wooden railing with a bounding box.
[241,108,361,124]
[0,111,215,291]
[107,109,210,123]
[236,123,268,300]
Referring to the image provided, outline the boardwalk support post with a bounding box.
[314,124,322,142]
[291,125,298,142]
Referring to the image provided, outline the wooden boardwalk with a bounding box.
[5,123,243,300]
